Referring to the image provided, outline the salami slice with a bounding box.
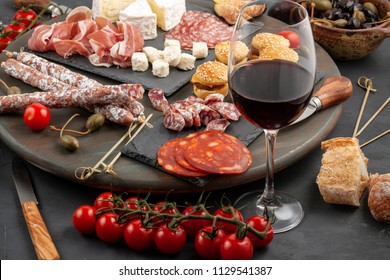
[158,138,208,177]
[208,102,241,121]
[174,133,201,172]
[199,106,221,125]
[205,118,230,132]
[148,88,168,113]
[184,131,252,174]
[163,109,185,131]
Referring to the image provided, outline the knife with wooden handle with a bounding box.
[12,157,60,260]
[291,76,353,125]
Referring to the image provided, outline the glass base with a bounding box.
[234,190,304,233]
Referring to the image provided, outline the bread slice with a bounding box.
[367,173,390,223]
[316,137,369,206]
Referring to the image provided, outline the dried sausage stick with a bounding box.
[1,58,73,92]
[13,51,103,89]
[83,104,136,126]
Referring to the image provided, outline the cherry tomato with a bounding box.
[154,224,186,254]
[246,215,274,248]
[3,22,27,39]
[95,212,125,243]
[214,207,244,234]
[123,219,155,251]
[152,201,179,226]
[14,9,37,26]
[194,226,226,259]
[93,192,116,212]
[23,103,51,131]
[220,233,253,260]
[181,206,212,237]
[277,30,300,48]
[0,36,13,52]
[120,197,148,220]
[72,205,97,235]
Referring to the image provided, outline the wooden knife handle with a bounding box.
[313,76,353,109]
[22,201,60,260]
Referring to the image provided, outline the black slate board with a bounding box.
[30,3,216,95]
[121,118,262,187]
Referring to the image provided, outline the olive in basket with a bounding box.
[305,0,390,60]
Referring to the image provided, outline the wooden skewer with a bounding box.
[356,97,389,137]
[360,129,390,148]
[353,76,377,138]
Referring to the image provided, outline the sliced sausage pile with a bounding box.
[157,131,252,177]
[165,10,233,50]
[148,90,241,133]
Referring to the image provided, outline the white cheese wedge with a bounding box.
[147,0,186,31]
[92,0,134,22]
[119,0,157,40]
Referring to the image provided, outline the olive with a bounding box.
[60,135,80,152]
[311,0,332,12]
[364,2,379,15]
[334,18,348,28]
[85,113,105,132]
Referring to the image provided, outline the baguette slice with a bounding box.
[316,137,369,206]
[367,173,390,223]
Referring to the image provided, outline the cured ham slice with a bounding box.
[27,7,144,68]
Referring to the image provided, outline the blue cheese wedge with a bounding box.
[92,0,134,22]
[119,0,157,40]
[147,0,186,31]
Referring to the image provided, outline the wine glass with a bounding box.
[228,0,316,233]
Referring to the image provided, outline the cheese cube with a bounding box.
[92,0,134,22]
[163,46,181,67]
[143,46,164,63]
[119,0,158,40]
[147,0,186,31]
[152,59,169,78]
[131,52,149,72]
[177,53,196,71]
[192,42,208,59]
[164,39,181,51]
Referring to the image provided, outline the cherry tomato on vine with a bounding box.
[72,205,97,235]
[0,36,13,52]
[95,212,125,243]
[220,233,253,260]
[154,224,186,255]
[13,8,37,26]
[246,215,274,248]
[214,207,243,234]
[23,103,51,131]
[3,22,27,39]
[93,192,116,211]
[123,219,155,251]
[277,30,300,48]
[181,206,212,237]
[194,225,226,259]
[152,201,179,226]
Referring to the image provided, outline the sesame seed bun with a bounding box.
[251,32,290,51]
[191,61,228,86]
[215,41,249,65]
[258,46,299,62]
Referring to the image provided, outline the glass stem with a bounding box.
[259,129,281,206]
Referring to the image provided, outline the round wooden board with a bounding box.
[0,0,342,193]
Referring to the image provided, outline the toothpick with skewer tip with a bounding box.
[356,97,389,137]
[360,129,390,148]
[352,76,377,138]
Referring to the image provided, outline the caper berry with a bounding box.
[311,0,333,12]
[334,18,348,28]
[363,2,378,15]
[85,113,105,132]
[60,135,80,152]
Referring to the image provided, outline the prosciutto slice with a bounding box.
[27,7,144,68]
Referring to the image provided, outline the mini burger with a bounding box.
[190,61,228,99]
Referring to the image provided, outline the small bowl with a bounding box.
[311,0,390,60]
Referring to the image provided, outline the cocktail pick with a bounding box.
[356,97,389,137]
[360,129,390,148]
[352,76,377,138]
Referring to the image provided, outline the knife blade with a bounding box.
[12,158,60,260]
[291,76,353,126]
[47,2,72,17]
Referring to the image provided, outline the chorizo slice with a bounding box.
[158,138,208,177]
[184,131,252,174]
